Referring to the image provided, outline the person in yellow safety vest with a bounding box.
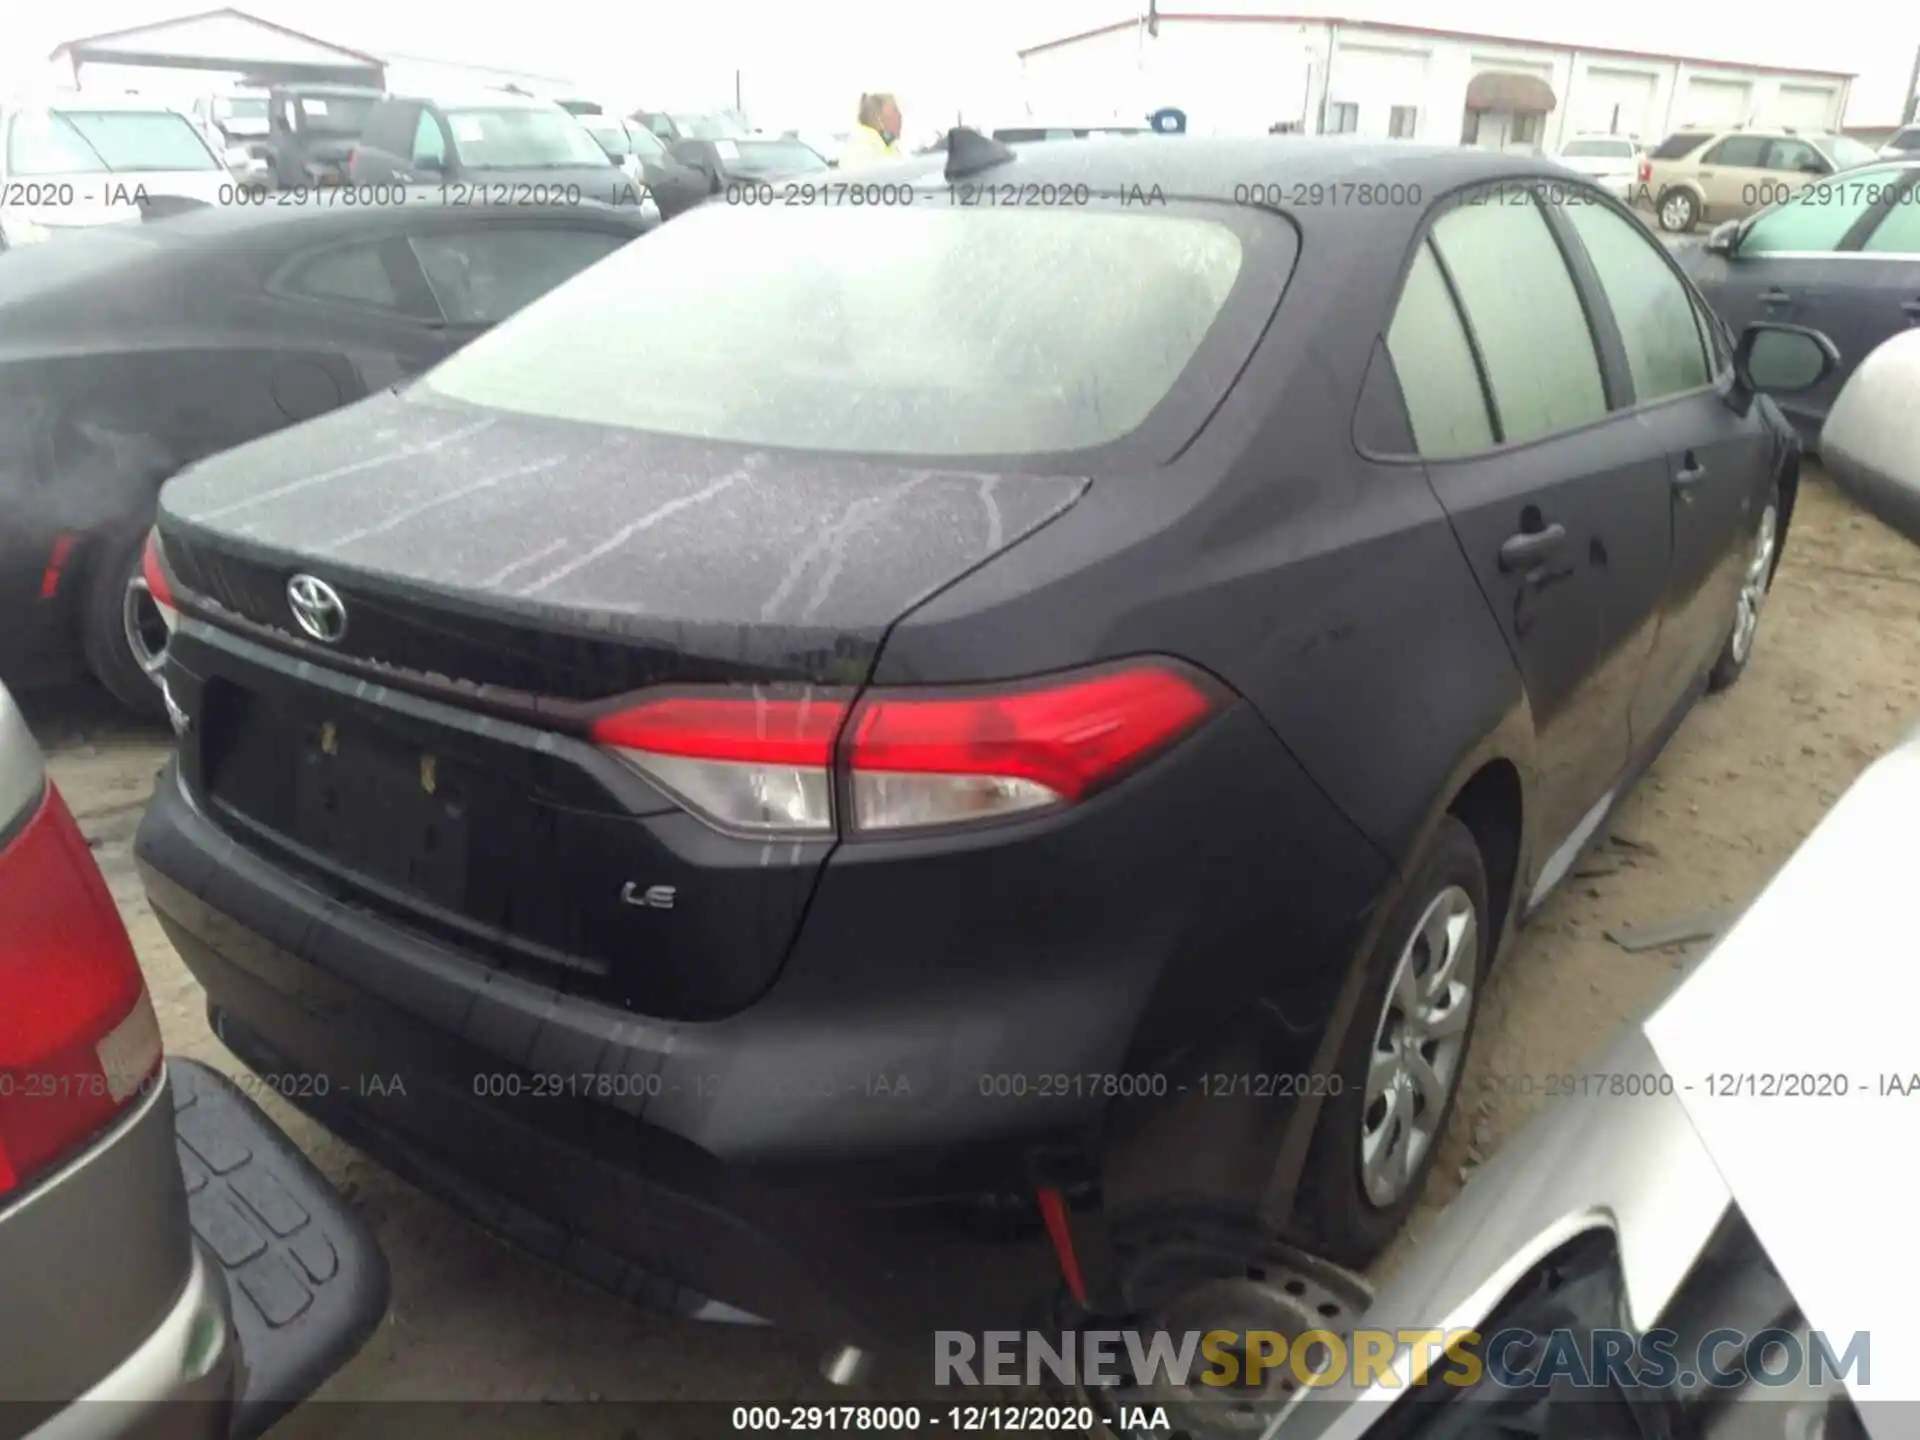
[842,93,903,167]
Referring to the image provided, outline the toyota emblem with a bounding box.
[287,574,348,644]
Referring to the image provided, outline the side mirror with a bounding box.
[1732,322,1839,396]
[1705,218,1743,256]
[1821,328,1920,545]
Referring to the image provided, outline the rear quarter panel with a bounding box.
[868,198,1533,1206]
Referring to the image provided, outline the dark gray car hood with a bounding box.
[156,387,1087,683]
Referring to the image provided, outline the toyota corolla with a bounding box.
[133,131,1832,1353]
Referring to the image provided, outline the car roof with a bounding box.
[396,90,563,111]
[863,133,1574,220]
[6,92,194,115]
[0,193,643,306]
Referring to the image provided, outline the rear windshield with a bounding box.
[1814,134,1879,169]
[1652,132,1713,160]
[1889,128,1920,153]
[724,139,828,176]
[8,109,219,175]
[423,204,1247,457]
[1561,138,1634,158]
[294,95,376,135]
[444,106,610,169]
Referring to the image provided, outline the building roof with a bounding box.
[49,8,385,86]
[1018,12,1857,82]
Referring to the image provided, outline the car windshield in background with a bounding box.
[423,204,1245,456]
[625,123,668,159]
[726,139,828,176]
[674,113,747,140]
[445,106,610,168]
[217,97,268,122]
[1817,134,1880,169]
[580,118,630,156]
[297,95,376,135]
[1562,138,1634,157]
[7,110,219,175]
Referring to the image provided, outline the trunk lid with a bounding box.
[157,386,1087,697]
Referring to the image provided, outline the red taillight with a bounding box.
[1638,159,1652,183]
[0,783,163,1198]
[846,663,1218,831]
[141,529,178,634]
[591,691,852,835]
[588,660,1221,837]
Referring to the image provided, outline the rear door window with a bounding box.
[408,224,632,324]
[1741,177,1895,253]
[1430,189,1608,445]
[1764,137,1827,174]
[412,111,448,168]
[1702,136,1768,168]
[1384,242,1494,458]
[1560,199,1710,401]
[1861,179,1920,253]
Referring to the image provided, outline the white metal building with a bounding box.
[1018,13,1855,150]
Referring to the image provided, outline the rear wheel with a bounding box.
[81,528,169,721]
[1657,187,1700,233]
[1708,486,1781,693]
[1290,816,1487,1266]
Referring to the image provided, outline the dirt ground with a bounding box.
[21,466,1919,1428]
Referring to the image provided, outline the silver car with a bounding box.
[0,683,386,1438]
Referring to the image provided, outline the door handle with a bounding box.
[1673,452,1707,490]
[1760,288,1793,306]
[1498,523,1568,573]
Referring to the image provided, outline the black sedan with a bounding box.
[669,134,832,194]
[0,194,652,718]
[1678,158,1920,449]
[133,132,1831,1351]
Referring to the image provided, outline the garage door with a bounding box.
[1332,44,1431,137]
[1680,75,1751,129]
[1577,66,1658,139]
[1770,83,1839,130]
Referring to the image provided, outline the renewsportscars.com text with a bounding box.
[934,1327,1870,1391]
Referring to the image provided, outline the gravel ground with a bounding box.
[19,466,1919,1428]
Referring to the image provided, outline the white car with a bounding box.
[1875,123,1920,159]
[1,93,234,248]
[1552,132,1643,201]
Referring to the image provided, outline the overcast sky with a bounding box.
[5,0,1916,131]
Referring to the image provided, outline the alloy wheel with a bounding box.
[1359,885,1478,1208]
[122,572,171,678]
[1729,502,1779,666]
[1660,193,1694,231]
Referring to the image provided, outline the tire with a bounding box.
[1708,482,1782,693]
[1291,816,1488,1267]
[1657,187,1700,233]
[80,527,170,722]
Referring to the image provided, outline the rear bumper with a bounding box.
[23,1060,387,1440]
[137,765,1097,1344]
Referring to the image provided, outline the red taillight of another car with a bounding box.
[589,658,1223,837]
[0,782,164,1198]
[1638,159,1652,184]
[141,528,179,634]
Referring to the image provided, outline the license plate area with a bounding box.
[294,717,471,909]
